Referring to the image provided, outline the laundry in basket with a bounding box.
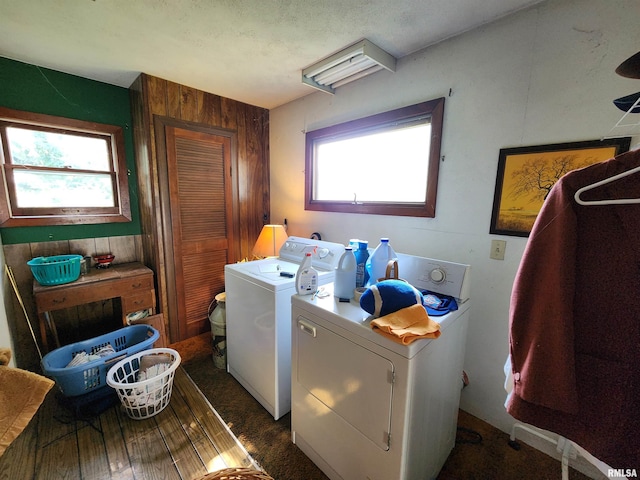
[41,325,159,397]
[107,348,181,420]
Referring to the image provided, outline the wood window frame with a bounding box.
[0,107,131,227]
[304,98,445,217]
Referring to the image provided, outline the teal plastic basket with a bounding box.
[27,254,83,286]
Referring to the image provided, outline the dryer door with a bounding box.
[295,315,394,450]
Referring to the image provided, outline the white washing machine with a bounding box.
[291,253,471,480]
[225,236,345,420]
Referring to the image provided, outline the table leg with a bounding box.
[38,313,49,353]
[43,311,61,350]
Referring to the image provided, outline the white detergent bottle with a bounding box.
[334,246,357,300]
[365,238,397,286]
[296,252,318,295]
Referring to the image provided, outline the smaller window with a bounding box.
[305,98,444,217]
[0,107,131,227]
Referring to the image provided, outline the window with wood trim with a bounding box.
[305,98,444,217]
[0,107,131,227]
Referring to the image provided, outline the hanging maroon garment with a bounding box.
[507,148,640,470]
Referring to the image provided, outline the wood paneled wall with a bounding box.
[3,235,143,370]
[4,74,270,367]
[129,74,270,339]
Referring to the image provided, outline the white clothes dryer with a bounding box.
[225,236,345,420]
[291,253,471,480]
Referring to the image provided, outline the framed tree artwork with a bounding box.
[490,138,631,237]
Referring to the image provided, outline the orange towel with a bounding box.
[370,304,441,345]
[0,362,54,456]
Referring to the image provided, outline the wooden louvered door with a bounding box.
[165,126,234,341]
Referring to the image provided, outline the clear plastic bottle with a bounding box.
[365,238,397,286]
[354,240,370,288]
[334,246,357,299]
[295,253,318,295]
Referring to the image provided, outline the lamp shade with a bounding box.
[252,225,288,258]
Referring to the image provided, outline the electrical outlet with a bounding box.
[490,240,506,260]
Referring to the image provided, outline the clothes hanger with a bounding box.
[577,52,640,206]
[574,164,640,205]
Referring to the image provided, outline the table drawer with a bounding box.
[115,274,154,292]
[121,290,155,313]
[36,291,76,311]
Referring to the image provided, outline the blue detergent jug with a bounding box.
[354,240,370,288]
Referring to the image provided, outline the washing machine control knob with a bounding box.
[317,248,329,259]
[430,268,446,284]
[289,241,300,251]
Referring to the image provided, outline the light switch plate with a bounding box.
[490,240,506,260]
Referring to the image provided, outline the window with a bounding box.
[0,107,131,227]
[305,98,444,217]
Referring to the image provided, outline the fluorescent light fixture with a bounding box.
[302,39,396,94]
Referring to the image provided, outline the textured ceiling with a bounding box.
[0,0,544,109]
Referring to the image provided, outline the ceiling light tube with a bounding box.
[312,53,367,83]
[303,50,363,80]
[332,65,385,88]
[316,59,377,86]
[314,55,373,84]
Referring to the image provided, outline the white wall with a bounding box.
[270,0,640,436]
[0,237,16,367]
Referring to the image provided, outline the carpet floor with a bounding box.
[176,334,594,480]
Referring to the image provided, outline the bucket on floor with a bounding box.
[209,292,227,369]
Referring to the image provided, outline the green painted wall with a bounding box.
[0,57,141,244]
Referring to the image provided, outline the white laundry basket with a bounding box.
[106,348,181,420]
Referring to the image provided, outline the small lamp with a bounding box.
[252,224,288,259]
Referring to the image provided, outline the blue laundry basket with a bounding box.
[41,325,159,397]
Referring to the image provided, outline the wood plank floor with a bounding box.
[0,367,259,480]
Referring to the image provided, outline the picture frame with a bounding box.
[490,138,631,237]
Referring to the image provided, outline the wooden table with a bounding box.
[33,262,156,352]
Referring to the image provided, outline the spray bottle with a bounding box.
[295,252,318,295]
